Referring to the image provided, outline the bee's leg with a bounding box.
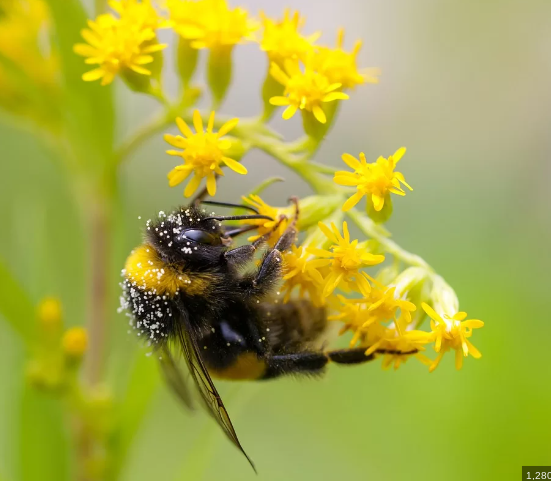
[261,347,417,379]
[224,229,278,267]
[261,347,376,379]
[224,211,292,268]
[237,224,297,297]
[236,198,299,296]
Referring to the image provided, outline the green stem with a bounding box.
[347,208,432,270]
[115,105,181,164]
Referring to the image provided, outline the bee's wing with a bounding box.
[174,319,256,472]
[159,345,195,410]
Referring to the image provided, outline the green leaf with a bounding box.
[18,386,70,481]
[108,351,161,481]
[45,0,115,169]
[0,258,35,343]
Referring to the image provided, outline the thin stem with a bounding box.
[84,194,110,385]
[115,107,178,164]
[347,208,432,270]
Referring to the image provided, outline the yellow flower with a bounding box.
[62,327,88,358]
[167,0,258,50]
[312,28,379,89]
[165,110,245,197]
[281,245,325,306]
[269,59,349,123]
[363,322,433,370]
[422,303,484,372]
[333,285,416,338]
[37,297,63,330]
[335,147,412,212]
[108,0,167,30]
[308,221,384,297]
[74,9,167,86]
[239,195,291,245]
[259,9,319,65]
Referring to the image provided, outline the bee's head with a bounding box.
[144,204,273,269]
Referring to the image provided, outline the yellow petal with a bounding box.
[143,43,168,53]
[466,339,482,358]
[312,105,326,123]
[322,91,349,102]
[342,221,350,242]
[270,62,289,86]
[135,55,154,65]
[206,173,217,196]
[184,174,202,197]
[168,167,192,187]
[129,65,151,75]
[82,68,105,81]
[334,173,360,186]
[325,82,343,92]
[217,118,239,137]
[164,134,186,148]
[222,157,247,174]
[342,191,364,211]
[464,320,484,329]
[317,222,338,244]
[455,348,464,369]
[421,303,445,325]
[192,110,203,133]
[269,96,290,106]
[282,105,298,120]
[306,247,333,258]
[393,147,406,162]
[429,351,444,372]
[73,43,97,57]
[341,153,361,170]
[207,111,215,133]
[372,193,384,211]
[176,117,194,137]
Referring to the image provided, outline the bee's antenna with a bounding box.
[223,224,259,238]
[200,200,260,215]
[202,214,274,222]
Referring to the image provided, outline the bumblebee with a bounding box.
[120,199,414,470]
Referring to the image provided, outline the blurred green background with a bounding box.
[1,0,550,480]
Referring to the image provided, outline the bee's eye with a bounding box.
[181,229,222,246]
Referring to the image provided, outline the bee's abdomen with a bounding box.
[120,275,177,344]
[259,300,327,354]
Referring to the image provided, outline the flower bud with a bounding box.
[392,267,429,298]
[430,274,459,317]
[37,297,63,331]
[62,327,88,359]
[222,136,247,161]
[177,37,199,87]
[301,100,340,143]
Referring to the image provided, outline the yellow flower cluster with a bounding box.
[234,186,483,372]
[28,298,88,391]
[167,0,258,50]
[73,1,376,124]
[265,18,377,124]
[74,0,167,86]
